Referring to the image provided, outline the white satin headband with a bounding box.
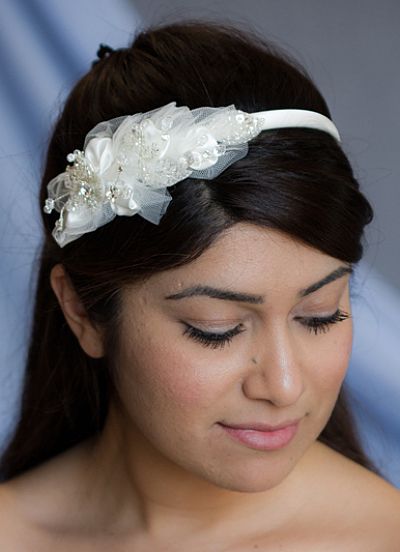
[254,108,340,142]
[43,101,341,247]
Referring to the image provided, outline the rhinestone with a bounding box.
[66,153,75,163]
[106,185,119,203]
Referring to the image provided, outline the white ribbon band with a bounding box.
[253,109,341,142]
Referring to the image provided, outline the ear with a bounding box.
[50,264,105,358]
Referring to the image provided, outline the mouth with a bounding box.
[217,419,301,451]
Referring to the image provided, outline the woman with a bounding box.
[0,19,399,550]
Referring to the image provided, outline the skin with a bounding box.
[0,223,399,551]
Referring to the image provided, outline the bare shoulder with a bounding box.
[312,441,400,508]
[309,442,400,548]
[0,440,95,550]
[0,479,42,550]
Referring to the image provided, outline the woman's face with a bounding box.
[112,223,353,492]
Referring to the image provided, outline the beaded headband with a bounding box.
[43,101,341,247]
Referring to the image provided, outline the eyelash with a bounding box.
[182,309,351,349]
[182,323,246,350]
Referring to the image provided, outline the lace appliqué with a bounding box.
[44,102,265,247]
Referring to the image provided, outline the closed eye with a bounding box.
[296,309,351,335]
[182,323,245,349]
[182,309,351,349]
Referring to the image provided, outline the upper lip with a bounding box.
[219,418,301,432]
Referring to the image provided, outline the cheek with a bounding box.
[116,319,222,421]
[310,323,353,395]
[143,346,209,407]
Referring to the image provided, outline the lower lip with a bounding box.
[219,422,299,451]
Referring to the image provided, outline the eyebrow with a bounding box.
[164,265,353,304]
[299,265,353,297]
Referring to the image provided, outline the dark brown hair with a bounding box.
[0,19,375,481]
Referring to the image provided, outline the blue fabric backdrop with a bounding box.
[0,0,139,458]
[0,0,399,486]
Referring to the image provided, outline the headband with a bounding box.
[43,101,341,247]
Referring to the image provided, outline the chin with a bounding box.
[207,470,293,494]
[196,453,299,494]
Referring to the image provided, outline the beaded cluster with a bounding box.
[44,150,102,232]
[43,101,264,247]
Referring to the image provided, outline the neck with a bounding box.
[80,399,316,542]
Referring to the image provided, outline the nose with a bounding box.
[242,323,305,408]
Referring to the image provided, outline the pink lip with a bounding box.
[218,419,300,451]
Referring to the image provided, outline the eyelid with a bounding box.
[293,305,342,321]
[182,317,245,328]
[294,308,345,320]
[293,293,347,314]
[182,320,244,333]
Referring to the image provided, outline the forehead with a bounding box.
[127,223,344,301]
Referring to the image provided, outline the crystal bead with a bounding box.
[67,153,76,163]
[43,198,55,213]
[106,185,119,203]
